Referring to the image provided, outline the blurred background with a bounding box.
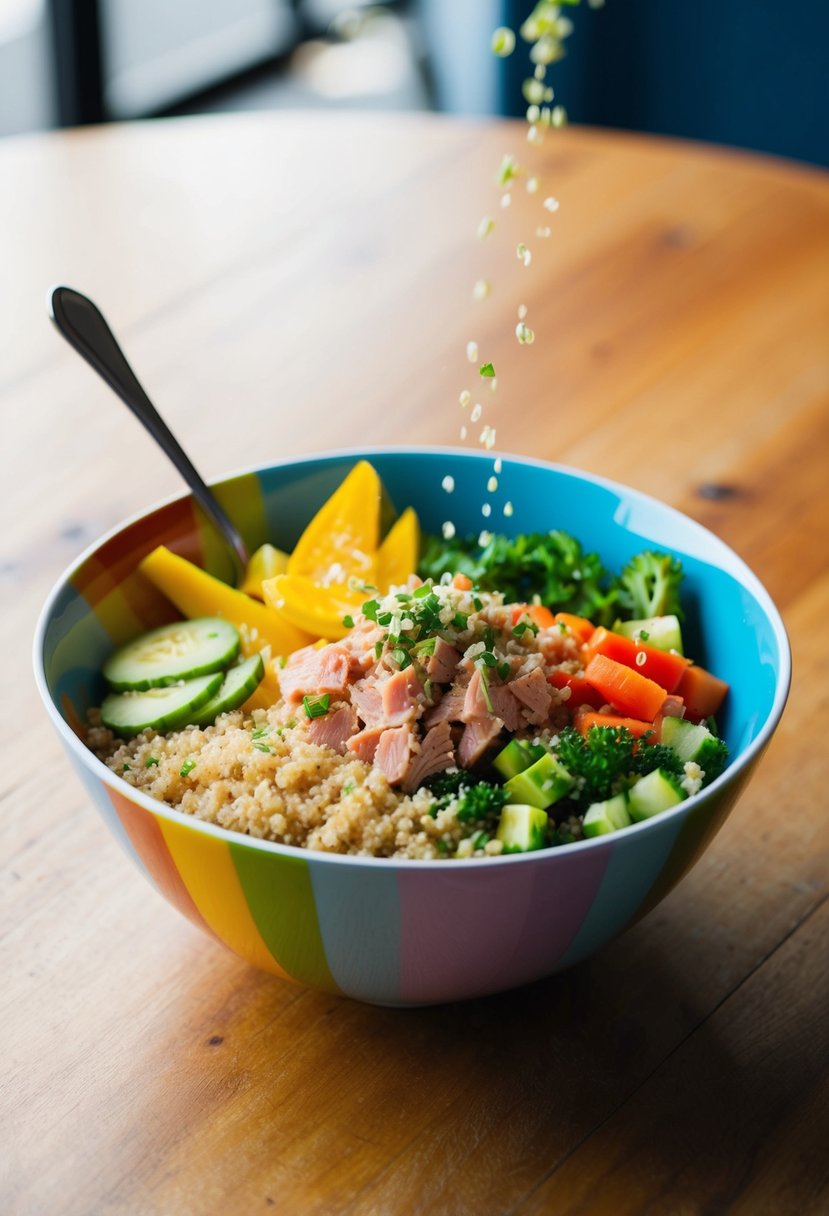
[1,0,827,166]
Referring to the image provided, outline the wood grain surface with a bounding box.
[2,113,828,1216]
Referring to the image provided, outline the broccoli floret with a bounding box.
[455,781,509,823]
[556,725,643,806]
[631,743,684,781]
[424,770,507,824]
[615,551,683,621]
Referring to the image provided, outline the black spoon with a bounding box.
[49,285,249,582]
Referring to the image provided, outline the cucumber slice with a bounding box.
[615,615,683,655]
[504,753,572,810]
[191,654,265,727]
[103,618,240,691]
[493,738,547,781]
[628,768,686,822]
[496,804,549,853]
[583,793,632,837]
[101,672,223,738]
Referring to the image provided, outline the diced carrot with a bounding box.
[511,603,529,626]
[554,612,596,644]
[676,664,729,722]
[452,572,473,591]
[584,653,669,722]
[528,604,556,630]
[549,668,607,710]
[574,709,655,740]
[584,627,690,693]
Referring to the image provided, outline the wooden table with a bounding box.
[3,112,828,1215]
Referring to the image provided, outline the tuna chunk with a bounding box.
[510,667,553,726]
[279,643,351,702]
[424,687,467,727]
[306,705,358,755]
[458,716,504,768]
[374,725,415,785]
[487,684,523,733]
[462,667,491,722]
[341,619,384,674]
[347,725,386,763]
[350,680,385,727]
[426,638,461,685]
[381,667,423,727]
[402,721,455,794]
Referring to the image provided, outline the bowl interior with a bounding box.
[39,450,787,768]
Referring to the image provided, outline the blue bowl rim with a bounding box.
[33,445,792,870]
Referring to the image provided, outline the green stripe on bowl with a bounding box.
[229,843,341,994]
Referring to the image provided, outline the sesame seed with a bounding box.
[459,389,471,408]
[487,476,498,492]
[501,193,512,208]
[473,278,491,301]
[543,196,560,212]
[503,501,514,517]
[477,216,495,240]
[516,321,535,345]
[482,503,492,517]
[635,651,647,667]
[441,475,455,493]
[466,340,479,363]
[526,176,539,194]
[442,521,456,540]
[518,303,528,319]
[494,458,502,474]
[471,403,482,423]
[517,243,532,267]
[527,125,543,146]
[460,425,468,440]
[479,530,492,546]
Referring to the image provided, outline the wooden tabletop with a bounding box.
[3,112,828,1215]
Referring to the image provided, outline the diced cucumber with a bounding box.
[103,618,240,691]
[496,804,549,853]
[504,753,572,810]
[615,614,683,655]
[191,654,265,727]
[101,672,223,738]
[583,793,632,837]
[493,738,547,780]
[628,768,686,822]
[660,716,728,781]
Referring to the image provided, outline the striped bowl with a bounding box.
[34,449,790,1005]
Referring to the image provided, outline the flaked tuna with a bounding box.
[402,721,455,794]
[487,684,523,733]
[462,667,491,722]
[510,667,553,726]
[382,667,423,727]
[350,680,385,727]
[307,705,358,755]
[424,687,467,728]
[347,725,387,763]
[279,643,351,702]
[426,637,461,685]
[375,724,414,785]
[459,715,504,767]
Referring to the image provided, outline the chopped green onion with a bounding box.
[362,599,379,621]
[473,596,483,611]
[253,742,272,753]
[180,758,196,777]
[343,779,355,795]
[252,726,271,739]
[303,694,331,720]
[477,662,494,713]
[498,662,511,680]
[122,763,131,773]
[145,756,159,768]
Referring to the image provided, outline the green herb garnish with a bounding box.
[179,758,196,777]
[342,614,355,629]
[303,694,331,720]
[479,362,496,378]
[145,756,159,768]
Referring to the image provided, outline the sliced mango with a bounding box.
[139,546,312,658]
[240,543,289,601]
[262,573,361,642]
[287,460,380,588]
[377,506,420,592]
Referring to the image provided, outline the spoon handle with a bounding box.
[49,286,249,579]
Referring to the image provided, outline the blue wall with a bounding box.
[422,0,829,169]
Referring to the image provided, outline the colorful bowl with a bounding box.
[34,449,790,1005]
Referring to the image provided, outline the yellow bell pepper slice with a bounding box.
[287,460,380,588]
[139,546,312,658]
[262,573,361,642]
[239,543,289,601]
[377,507,420,592]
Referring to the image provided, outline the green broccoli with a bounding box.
[615,551,683,621]
[424,771,508,823]
[555,725,683,809]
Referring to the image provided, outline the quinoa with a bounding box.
[89,705,466,859]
